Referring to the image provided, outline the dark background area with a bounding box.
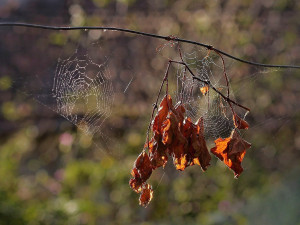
[0,0,299,224]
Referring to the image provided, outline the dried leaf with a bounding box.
[233,114,249,130]
[211,130,251,178]
[168,112,189,171]
[161,117,172,145]
[173,153,188,171]
[131,94,252,207]
[174,104,185,122]
[135,151,152,181]
[139,184,153,207]
[129,151,152,193]
[148,137,168,168]
[130,70,253,207]
[162,111,185,145]
[194,118,211,171]
[184,117,211,171]
[200,86,209,95]
[153,95,173,134]
[129,169,142,193]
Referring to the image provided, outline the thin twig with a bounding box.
[213,50,235,115]
[214,50,230,98]
[146,61,171,150]
[0,22,299,69]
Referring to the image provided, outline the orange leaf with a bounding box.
[211,130,251,178]
[161,117,173,145]
[173,154,188,171]
[200,86,209,95]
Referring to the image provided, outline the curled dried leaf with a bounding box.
[148,137,168,168]
[211,130,251,178]
[129,171,142,193]
[185,117,211,171]
[135,151,152,181]
[129,151,153,193]
[153,95,173,134]
[174,103,185,122]
[200,86,209,95]
[173,153,188,171]
[233,114,249,130]
[161,118,172,145]
[139,184,153,207]
[194,118,211,171]
[130,63,253,207]
[169,126,189,170]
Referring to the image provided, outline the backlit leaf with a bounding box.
[211,130,251,178]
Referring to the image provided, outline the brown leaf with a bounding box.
[148,137,168,168]
[182,117,193,138]
[129,170,142,193]
[129,151,153,193]
[162,111,185,145]
[174,104,185,122]
[184,117,211,171]
[139,184,153,207]
[211,130,251,178]
[135,151,152,181]
[168,118,189,170]
[233,114,249,130]
[193,118,211,171]
[153,95,173,134]
[158,106,189,171]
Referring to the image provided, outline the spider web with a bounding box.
[0,33,297,162]
[167,47,246,140]
[51,45,247,145]
[52,50,114,136]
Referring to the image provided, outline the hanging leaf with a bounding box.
[129,51,254,207]
[148,136,168,168]
[192,118,211,171]
[139,184,153,207]
[153,94,173,134]
[200,86,209,95]
[167,106,189,171]
[129,151,154,207]
[130,92,251,207]
[233,113,249,129]
[129,151,152,193]
[211,130,251,178]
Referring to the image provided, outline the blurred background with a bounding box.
[0,0,300,224]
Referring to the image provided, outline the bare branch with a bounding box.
[0,22,299,69]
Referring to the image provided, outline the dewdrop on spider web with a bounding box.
[52,51,114,137]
